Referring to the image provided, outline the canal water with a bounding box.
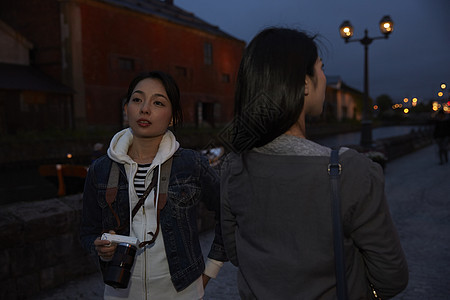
[313,125,431,148]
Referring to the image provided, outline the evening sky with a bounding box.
[176,0,450,104]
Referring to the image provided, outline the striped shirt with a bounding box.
[134,163,152,197]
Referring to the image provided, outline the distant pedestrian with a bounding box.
[90,142,104,164]
[220,27,408,299]
[433,109,449,164]
[80,71,226,299]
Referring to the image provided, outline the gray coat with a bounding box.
[221,136,408,299]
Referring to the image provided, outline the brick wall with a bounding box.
[79,1,244,126]
[0,0,245,130]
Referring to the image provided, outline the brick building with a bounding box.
[0,0,245,132]
[324,75,363,122]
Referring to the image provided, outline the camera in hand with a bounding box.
[101,233,140,289]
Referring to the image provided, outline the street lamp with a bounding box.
[339,15,394,148]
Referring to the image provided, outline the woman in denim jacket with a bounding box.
[80,71,226,299]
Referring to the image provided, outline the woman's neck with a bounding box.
[128,135,163,164]
[284,111,306,139]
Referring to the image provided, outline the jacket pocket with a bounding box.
[168,179,200,208]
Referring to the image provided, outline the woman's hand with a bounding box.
[94,230,118,261]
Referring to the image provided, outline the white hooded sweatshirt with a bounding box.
[105,128,204,299]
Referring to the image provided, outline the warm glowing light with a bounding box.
[373,105,379,110]
[383,23,392,32]
[412,98,418,102]
[403,108,409,114]
[403,98,409,103]
[67,153,73,159]
[444,105,449,113]
[341,26,352,37]
[379,15,394,35]
[339,21,353,39]
[432,101,441,111]
[438,91,444,97]
[441,83,447,89]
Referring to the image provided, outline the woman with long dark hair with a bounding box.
[221,28,408,299]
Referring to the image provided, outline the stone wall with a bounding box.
[0,195,98,300]
[346,129,433,163]
[0,194,215,300]
[376,130,433,160]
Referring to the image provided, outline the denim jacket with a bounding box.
[80,147,227,291]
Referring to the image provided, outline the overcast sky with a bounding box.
[175,0,450,104]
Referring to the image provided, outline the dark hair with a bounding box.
[126,71,183,130]
[231,27,319,152]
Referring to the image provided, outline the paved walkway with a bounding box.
[32,144,450,299]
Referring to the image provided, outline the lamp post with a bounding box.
[339,16,394,148]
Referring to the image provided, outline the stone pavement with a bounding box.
[32,144,450,299]
[385,144,450,299]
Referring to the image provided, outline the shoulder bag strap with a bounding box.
[157,156,173,209]
[105,161,121,230]
[329,149,348,300]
